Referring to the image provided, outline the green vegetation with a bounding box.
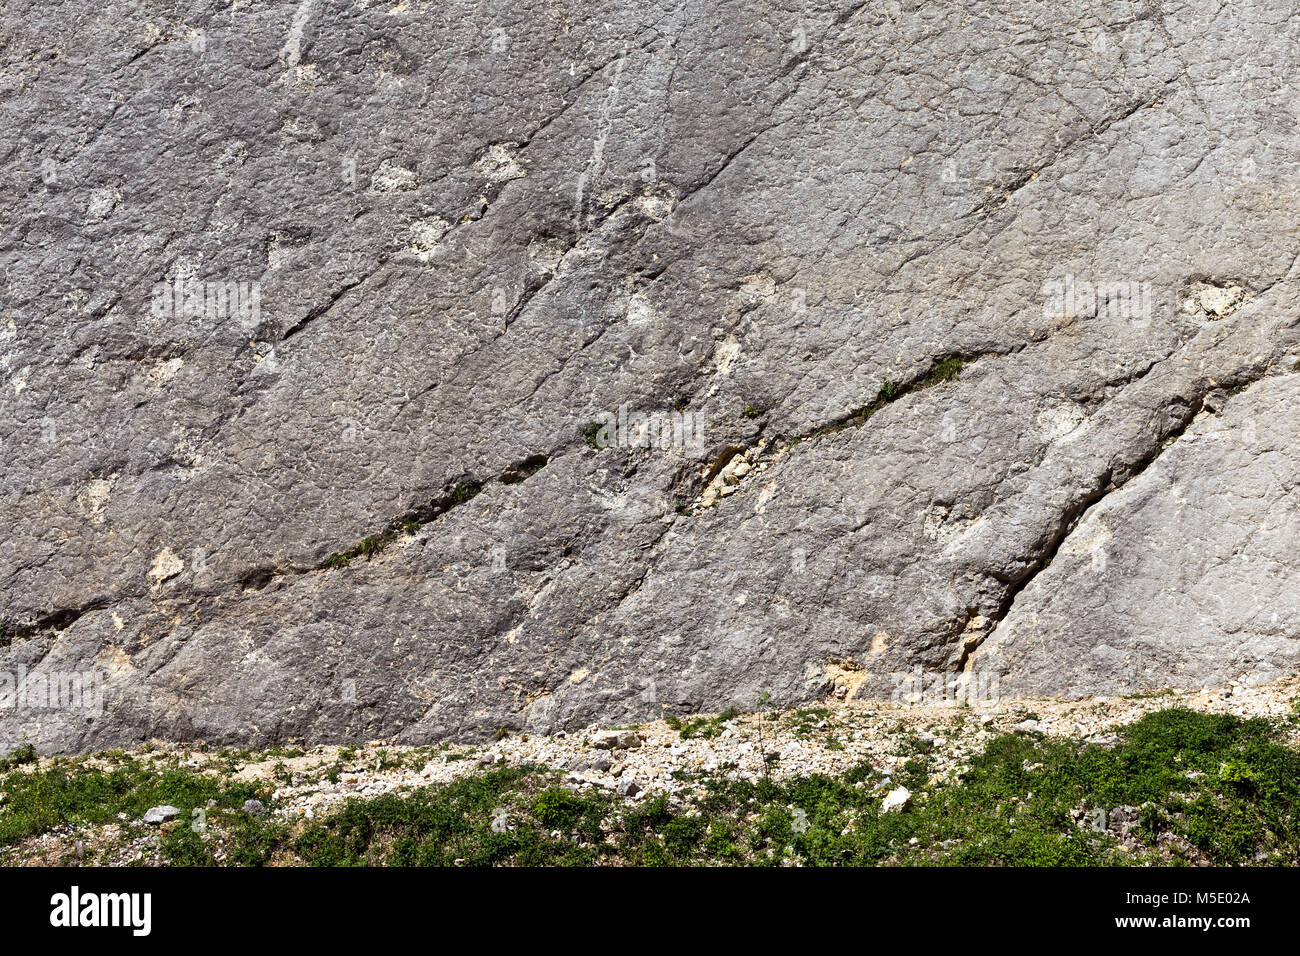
[808,356,967,440]
[302,707,1279,866]
[293,767,606,866]
[665,708,739,740]
[324,534,387,568]
[2,709,1297,866]
[322,481,484,568]
[0,752,279,865]
[581,420,605,448]
[446,481,482,505]
[500,455,548,485]
[921,356,965,385]
[0,743,37,772]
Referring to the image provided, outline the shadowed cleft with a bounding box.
[500,454,549,485]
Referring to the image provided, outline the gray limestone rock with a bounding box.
[143,805,180,824]
[1,0,1297,753]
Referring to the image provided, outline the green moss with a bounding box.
[447,481,482,505]
[322,480,484,568]
[921,356,965,385]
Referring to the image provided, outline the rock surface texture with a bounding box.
[2,0,1298,751]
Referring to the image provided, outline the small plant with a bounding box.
[742,405,763,419]
[323,533,388,568]
[0,743,37,772]
[922,356,964,385]
[756,692,775,782]
[581,420,604,448]
[672,708,739,740]
[448,481,482,505]
[532,786,587,830]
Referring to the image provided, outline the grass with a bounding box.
[0,753,280,865]
[665,708,739,740]
[0,743,37,772]
[292,767,607,866]
[2,708,1297,866]
[921,356,965,385]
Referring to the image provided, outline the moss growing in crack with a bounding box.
[323,533,389,569]
[920,356,965,386]
[323,482,483,569]
[809,379,900,439]
[800,357,966,444]
[581,420,604,448]
[448,481,482,505]
[742,405,763,419]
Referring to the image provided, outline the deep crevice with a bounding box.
[5,600,109,644]
[971,367,1282,658]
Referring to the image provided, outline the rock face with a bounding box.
[1,1,1298,753]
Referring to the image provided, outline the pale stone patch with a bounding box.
[409,217,451,262]
[148,548,185,585]
[370,159,419,192]
[145,357,183,390]
[80,475,116,525]
[473,143,524,183]
[1036,402,1088,442]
